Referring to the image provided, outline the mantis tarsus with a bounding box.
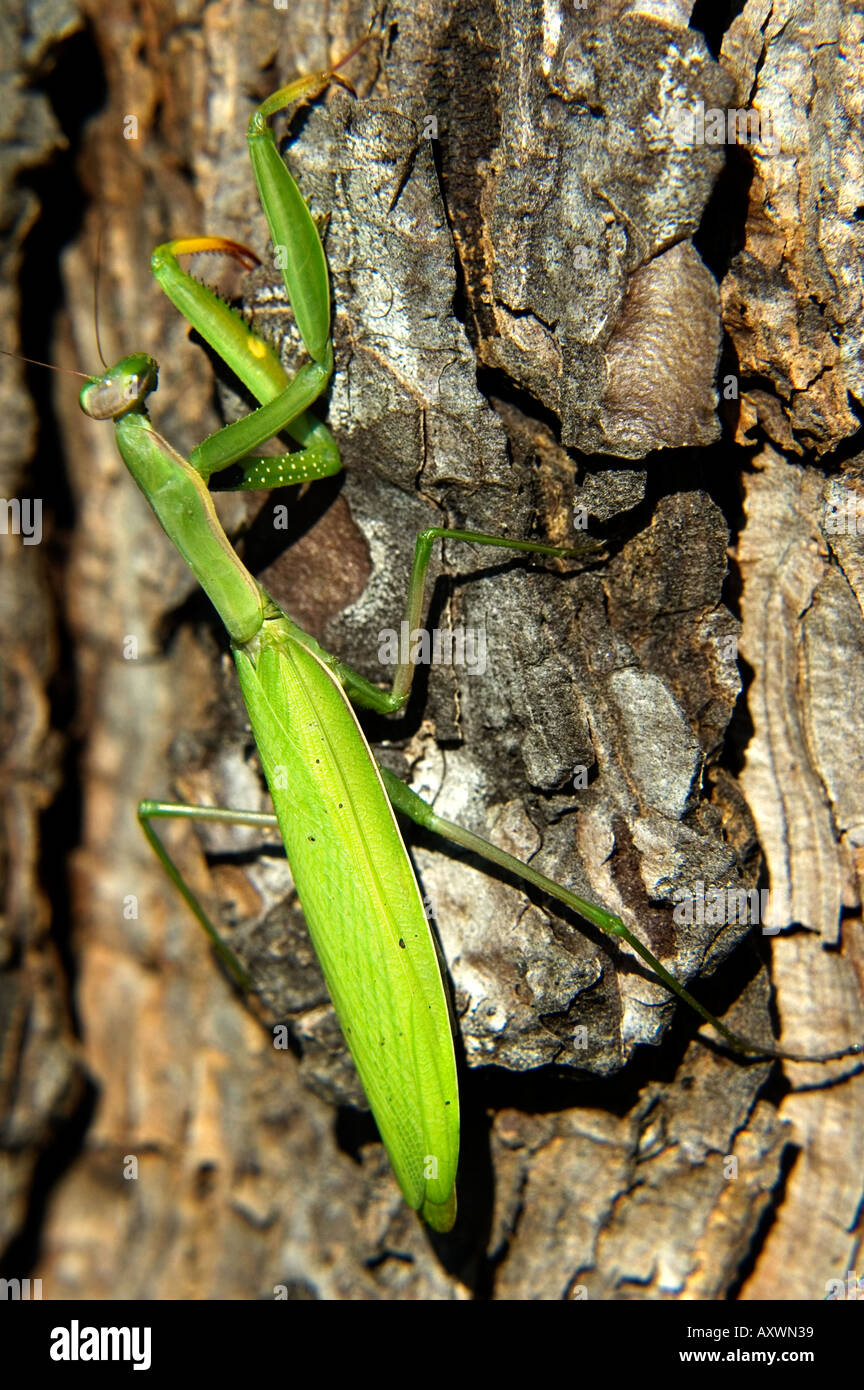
[76,51,861,1232]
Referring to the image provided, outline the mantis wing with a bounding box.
[234,622,459,1231]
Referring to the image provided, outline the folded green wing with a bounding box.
[234,619,459,1231]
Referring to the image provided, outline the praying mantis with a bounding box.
[75,49,861,1237]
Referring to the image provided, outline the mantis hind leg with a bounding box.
[138,799,281,990]
[377,773,863,1068]
[139,784,862,1069]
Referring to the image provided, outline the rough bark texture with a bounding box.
[0,0,84,1272]
[1,0,861,1301]
[720,0,864,457]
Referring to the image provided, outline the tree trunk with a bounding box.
[1,0,861,1300]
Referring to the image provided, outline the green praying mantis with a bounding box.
[75,51,861,1233]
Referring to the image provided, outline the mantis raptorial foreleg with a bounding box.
[149,63,348,490]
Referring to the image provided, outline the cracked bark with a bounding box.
[2,0,861,1301]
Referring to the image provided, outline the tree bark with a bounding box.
[1,0,861,1300]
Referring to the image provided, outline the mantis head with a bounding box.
[79,353,158,422]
